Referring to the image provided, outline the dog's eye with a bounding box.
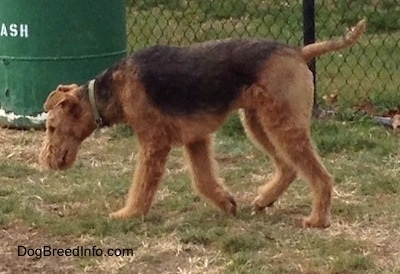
[48,126,56,133]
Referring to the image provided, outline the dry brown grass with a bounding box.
[1,120,400,273]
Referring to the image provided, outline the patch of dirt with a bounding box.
[327,217,400,269]
[0,222,226,273]
[0,128,43,168]
[98,235,226,274]
[0,223,79,274]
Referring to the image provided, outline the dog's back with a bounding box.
[133,39,293,116]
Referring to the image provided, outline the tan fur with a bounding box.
[39,19,366,228]
[301,19,366,62]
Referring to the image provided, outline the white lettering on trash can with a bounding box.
[0,23,29,38]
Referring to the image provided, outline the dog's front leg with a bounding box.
[184,137,237,215]
[110,143,171,219]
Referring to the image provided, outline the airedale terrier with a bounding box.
[39,19,366,228]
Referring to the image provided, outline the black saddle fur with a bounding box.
[133,39,290,116]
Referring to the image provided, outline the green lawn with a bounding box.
[1,115,400,273]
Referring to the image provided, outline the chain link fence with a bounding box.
[126,0,400,113]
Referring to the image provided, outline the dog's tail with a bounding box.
[301,19,367,62]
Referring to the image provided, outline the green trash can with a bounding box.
[0,0,127,128]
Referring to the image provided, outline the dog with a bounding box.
[39,19,366,228]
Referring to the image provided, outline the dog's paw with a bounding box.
[216,194,237,216]
[109,207,142,219]
[225,195,237,216]
[301,215,330,228]
[251,195,275,211]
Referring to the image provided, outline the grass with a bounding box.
[126,0,400,109]
[1,113,400,273]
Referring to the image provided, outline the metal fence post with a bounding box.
[303,0,319,116]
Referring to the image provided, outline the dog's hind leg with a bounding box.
[110,142,171,219]
[254,59,333,228]
[184,137,237,215]
[240,109,297,210]
[260,121,333,228]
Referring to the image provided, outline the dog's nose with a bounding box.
[57,150,68,168]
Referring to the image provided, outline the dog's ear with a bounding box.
[43,91,81,117]
[44,91,64,112]
[56,84,79,92]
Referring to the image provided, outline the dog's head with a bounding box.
[39,84,96,170]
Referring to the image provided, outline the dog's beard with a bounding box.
[39,140,78,170]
